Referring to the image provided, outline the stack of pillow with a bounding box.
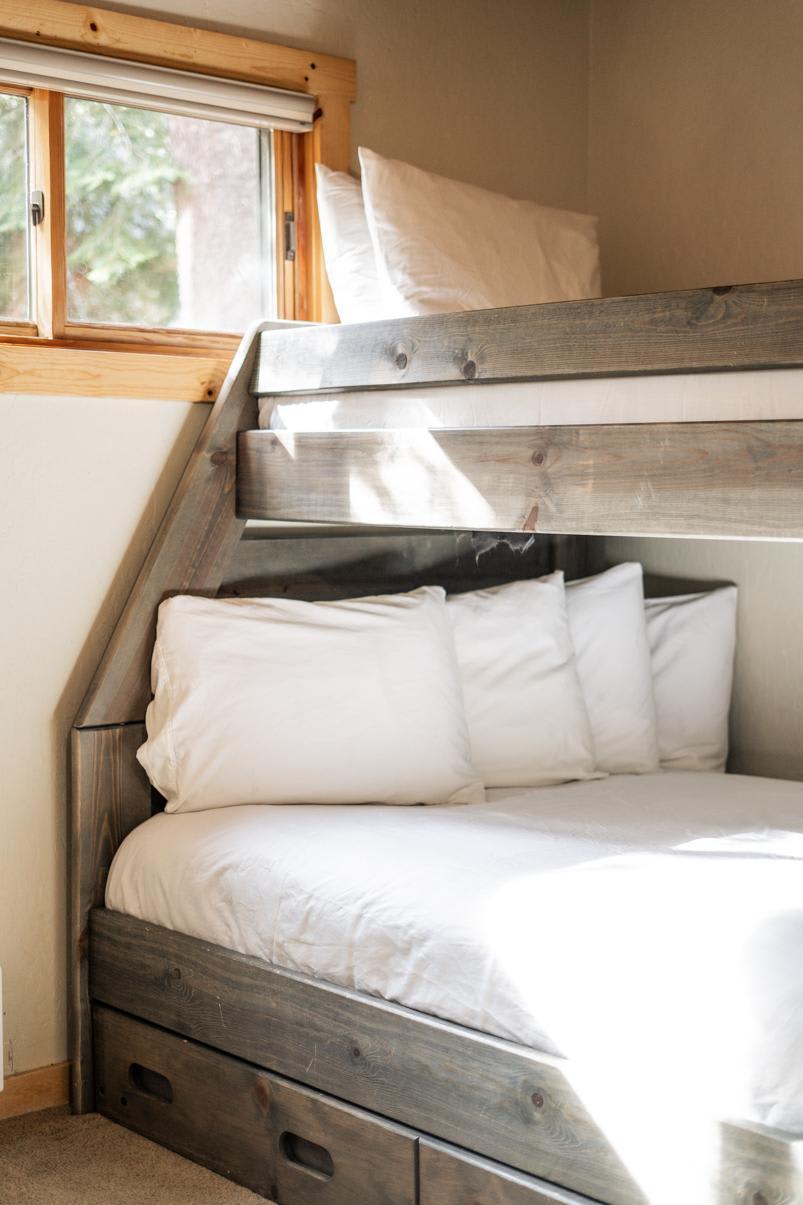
[315,147,601,323]
[138,564,737,814]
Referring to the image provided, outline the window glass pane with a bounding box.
[65,98,274,332]
[0,93,30,322]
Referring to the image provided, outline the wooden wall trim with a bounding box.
[0,1061,70,1121]
[253,280,803,394]
[238,420,803,540]
[0,0,356,99]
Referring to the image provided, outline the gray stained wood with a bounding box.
[219,530,570,599]
[252,280,803,395]
[70,725,150,1113]
[75,322,271,730]
[419,1139,595,1204]
[94,1005,418,1204]
[237,421,803,539]
[90,909,646,1205]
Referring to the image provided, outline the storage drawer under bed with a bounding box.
[93,1005,418,1204]
[419,1139,597,1204]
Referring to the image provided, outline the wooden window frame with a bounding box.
[0,0,355,399]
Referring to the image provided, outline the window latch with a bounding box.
[284,211,296,262]
[30,190,45,227]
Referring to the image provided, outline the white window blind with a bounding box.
[0,37,315,131]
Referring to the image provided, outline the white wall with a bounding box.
[589,0,803,779]
[1,1,591,1077]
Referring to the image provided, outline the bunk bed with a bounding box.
[71,279,803,1205]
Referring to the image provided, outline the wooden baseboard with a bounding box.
[0,1061,70,1121]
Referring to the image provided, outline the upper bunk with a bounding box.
[75,278,803,730]
[242,278,803,538]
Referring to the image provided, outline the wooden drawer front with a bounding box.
[420,1139,596,1205]
[94,1006,417,1204]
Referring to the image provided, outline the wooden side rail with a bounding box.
[90,910,645,1203]
[252,280,803,395]
[237,420,803,539]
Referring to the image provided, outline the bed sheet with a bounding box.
[107,771,803,1198]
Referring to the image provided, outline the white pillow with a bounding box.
[138,587,484,812]
[447,573,598,788]
[566,564,660,774]
[645,587,738,772]
[359,146,600,316]
[315,164,387,323]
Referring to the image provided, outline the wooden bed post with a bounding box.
[69,322,275,1112]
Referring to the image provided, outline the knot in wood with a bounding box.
[210,450,228,467]
[351,1045,361,1059]
[532,451,545,466]
[752,1194,769,1205]
[531,1090,545,1110]
[462,359,477,380]
[170,966,182,980]
[394,351,408,370]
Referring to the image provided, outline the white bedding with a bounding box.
[259,368,803,431]
[107,771,803,1199]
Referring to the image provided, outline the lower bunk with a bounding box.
[90,770,803,1205]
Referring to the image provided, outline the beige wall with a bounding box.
[1,1,591,1078]
[588,0,803,297]
[0,396,208,1076]
[93,0,591,211]
[590,1,803,778]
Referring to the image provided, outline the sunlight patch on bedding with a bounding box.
[480,848,803,1202]
[675,830,803,858]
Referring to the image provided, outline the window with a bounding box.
[0,90,30,323]
[65,99,275,333]
[0,12,354,396]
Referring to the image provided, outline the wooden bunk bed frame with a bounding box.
[72,279,803,1205]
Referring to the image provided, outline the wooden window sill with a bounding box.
[0,336,232,401]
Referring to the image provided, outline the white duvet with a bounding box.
[107,771,803,1199]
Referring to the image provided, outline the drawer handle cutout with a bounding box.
[280,1132,334,1180]
[128,1063,173,1103]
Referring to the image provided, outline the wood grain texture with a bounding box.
[220,530,563,599]
[0,1061,70,1121]
[90,910,645,1204]
[717,1120,803,1205]
[0,341,227,400]
[238,421,803,539]
[419,1140,593,1205]
[95,1006,417,1204]
[30,89,66,339]
[252,280,803,394]
[0,0,356,98]
[70,725,150,1112]
[74,323,271,728]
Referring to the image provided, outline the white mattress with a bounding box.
[259,368,803,431]
[107,771,803,1199]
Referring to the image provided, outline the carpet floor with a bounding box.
[0,1107,267,1204]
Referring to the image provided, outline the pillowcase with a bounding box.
[315,164,387,323]
[566,564,660,774]
[359,146,600,316]
[645,587,738,771]
[446,572,598,788]
[138,587,484,812]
